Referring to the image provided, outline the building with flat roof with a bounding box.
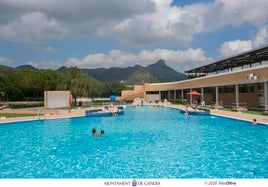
[121,45,268,111]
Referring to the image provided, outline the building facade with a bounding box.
[121,46,268,111]
[144,65,268,110]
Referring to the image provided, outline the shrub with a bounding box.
[168,99,187,105]
[8,102,44,109]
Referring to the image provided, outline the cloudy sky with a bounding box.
[0,0,268,72]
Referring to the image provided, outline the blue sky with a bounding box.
[0,0,268,72]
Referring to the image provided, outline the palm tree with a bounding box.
[57,67,89,106]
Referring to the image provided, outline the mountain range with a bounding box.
[82,59,187,84]
[4,59,187,85]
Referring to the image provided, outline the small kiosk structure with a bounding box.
[44,91,72,114]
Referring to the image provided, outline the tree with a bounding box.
[0,65,129,102]
[0,66,16,101]
[103,81,127,97]
[6,68,61,101]
[87,81,104,100]
[57,67,91,105]
[41,69,61,91]
[0,70,6,100]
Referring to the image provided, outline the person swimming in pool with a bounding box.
[252,119,257,125]
[92,128,97,135]
[92,128,105,136]
[184,106,189,115]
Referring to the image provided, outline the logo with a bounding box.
[132,179,137,186]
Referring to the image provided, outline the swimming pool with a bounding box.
[0,106,267,178]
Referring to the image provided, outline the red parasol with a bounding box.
[187,91,201,96]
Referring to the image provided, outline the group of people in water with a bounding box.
[92,128,105,136]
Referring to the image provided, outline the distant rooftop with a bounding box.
[185,45,268,74]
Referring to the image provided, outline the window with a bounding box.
[239,85,254,93]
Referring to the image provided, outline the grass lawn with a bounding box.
[218,107,263,115]
[0,113,40,118]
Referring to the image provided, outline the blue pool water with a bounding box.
[0,106,267,178]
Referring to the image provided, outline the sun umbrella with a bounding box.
[109,95,116,101]
[187,91,201,96]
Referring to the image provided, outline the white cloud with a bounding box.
[65,48,209,72]
[112,0,204,46]
[0,57,13,66]
[0,11,65,44]
[218,25,268,57]
[45,46,56,52]
[0,0,267,46]
[66,50,138,68]
[0,0,154,44]
[185,0,268,32]
[253,25,268,48]
[26,60,62,69]
[219,40,253,57]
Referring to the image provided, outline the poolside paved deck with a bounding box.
[0,108,88,123]
[1,105,268,125]
[171,105,268,125]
